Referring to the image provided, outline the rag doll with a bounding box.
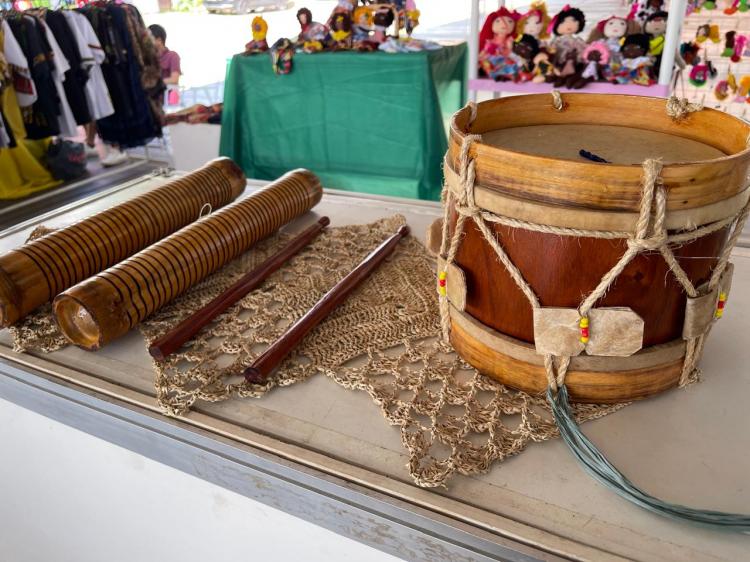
[531,49,555,83]
[515,2,550,47]
[547,6,586,86]
[271,38,294,75]
[680,41,701,66]
[615,33,655,85]
[404,0,420,36]
[296,8,330,51]
[478,8,520,78]
[511,34,540,82]
[732,35,748,63]
[636,0,664,23]
[576,41,610,88]
[722,31,736,57]
[696,24,720,44]
[352,6,373,42]
[372,6,395,44]
[244,16,269,55]
[588,15,641,69]
[330,12,353,50]
[644,11,667,73]
[735,75,750,102]
[588,16,640,53]
[479,7,519,58]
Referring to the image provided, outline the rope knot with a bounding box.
[551,90,565,112]
[453,203,480,219]
[627,233,668,251]
[666,96,703,121]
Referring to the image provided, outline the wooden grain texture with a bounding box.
[450,316,682,403]
[244,225,410,384]
[443,160,750,232]
[53,170,322,351]
[448,94,750,212]
[451,208,727,347]
[443,94,750,402]
[148,217,330,361]
[0,158,246,327]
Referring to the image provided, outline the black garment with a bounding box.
[82,4,158,147]
[7,14,61,139]
[45,10,91,125]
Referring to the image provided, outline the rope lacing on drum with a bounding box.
[437,93,750,532]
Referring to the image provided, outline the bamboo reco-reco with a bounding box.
[0,158,246,327]
[53,169,323,350]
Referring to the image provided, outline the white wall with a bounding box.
[0,398,403,562]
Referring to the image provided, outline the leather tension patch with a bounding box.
[425,218,443,256]
[437,257,467,311]
[534,307,644,357]
[683,262,735,339]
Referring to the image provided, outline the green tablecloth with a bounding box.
[219,43,467,201]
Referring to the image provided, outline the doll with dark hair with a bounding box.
[330,12,353,50]
[614,33,655,85]
[531,49,555,82]
[576,41,609,88]
[644,11,668,73]
[548,6,587,86]
[512,34,540,81]
[372,6,395,43]
[296,7,330,51]
[636,0,664,23]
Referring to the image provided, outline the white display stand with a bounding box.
[0,173,748,561]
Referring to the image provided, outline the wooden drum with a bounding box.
[437,94,750,403]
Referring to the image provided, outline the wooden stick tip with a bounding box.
[148,345,166,362]
[244,367,264,384]
[318,216,331,227]
[397,225,411,236]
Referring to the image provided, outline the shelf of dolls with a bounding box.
[468,78,670,97]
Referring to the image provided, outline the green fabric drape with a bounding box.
[220,43,467,201]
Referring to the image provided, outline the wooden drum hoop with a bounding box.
[435,94,750,403]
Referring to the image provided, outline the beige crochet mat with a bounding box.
[10,216,626,488]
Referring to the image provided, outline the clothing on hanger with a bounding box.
[45,9,91,125]
[1,19,36,109]
[62,9,114,121]
[0,21,61,199]
[38,14,78,137]
[6,14,62,139]
[81,2,159,148]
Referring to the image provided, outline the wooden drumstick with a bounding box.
[243,224,410,384]
[148,217,330,361]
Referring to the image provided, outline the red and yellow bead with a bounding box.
[579,316,590,344]
[715,292,727,319]
[438,271,447,296]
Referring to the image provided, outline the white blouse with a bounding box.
[63,10,114,121]
[2,19,37,108]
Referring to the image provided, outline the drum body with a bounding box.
[441,94,750,403]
